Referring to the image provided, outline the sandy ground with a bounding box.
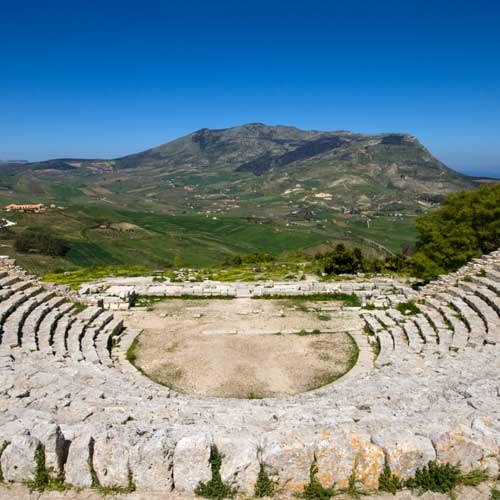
[123,298,363,398]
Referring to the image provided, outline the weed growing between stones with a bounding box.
[25,446,69,492]
[404,461,488,494]
[0,441,8,482]
[372,337,381,358]
[195,445,235,499]
[71,302,86,314]
[299,463,335,499]
[395,300,420,315]
[93,469,136,496]
[378,465,401,494]
[318,314,331,321]
[459,469,489,487]
[254,465,276,497]
[125,337,139,364]
[490,488,500,500]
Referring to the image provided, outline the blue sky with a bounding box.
[1,0,499,176]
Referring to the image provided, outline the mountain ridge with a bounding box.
[0,123,478,216]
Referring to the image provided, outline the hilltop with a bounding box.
[1,123,475,215]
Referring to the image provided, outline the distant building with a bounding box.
[5,203,45,213]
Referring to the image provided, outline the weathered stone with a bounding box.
[173,434,211,492]
[31,423,67,476]
[93,432,130,488]
[130,429,174,491]
[315,427,384,490]
[260,430,314,494]
[65,434,94,488]
[373,429,436,479]
[430,425,498,473]
[1,434,41,483]
[214,434,260,494]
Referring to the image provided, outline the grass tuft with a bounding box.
[254,465,276,497]
[378,465,401,494]
[195,445,235,499]
[395,300,420,315]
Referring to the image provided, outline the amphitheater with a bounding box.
[0,251,498,498]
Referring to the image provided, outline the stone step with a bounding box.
[470,275,500,296]
[37,303,74,353]
[424,297,468,349]
[21,295,65,351]
[374,329,394,367]
[95,318,124,366]
[459,281,500,316]
[0,275,20,288]
[0,286,42,328]
[401,320,424,353]
[411,314,438,349]
[1,295,48,348]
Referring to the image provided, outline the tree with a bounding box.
[410,184,500,280]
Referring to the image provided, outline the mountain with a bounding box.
[1,123,476,216]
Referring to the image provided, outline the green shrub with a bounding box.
[395,300,420,315]
[490,488,500,500]
[460,469,489,486]
[378,466,401,494]
[195,445,234,499]
[404,461,461,493]
[300,463,335,500]
[25,446,69,492]
[410,184,500,281]
[254,465,275,497]
[15,228,69,257]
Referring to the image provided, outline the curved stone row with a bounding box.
[0,254,497,496]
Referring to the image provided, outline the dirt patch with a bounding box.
[124,298,362,398]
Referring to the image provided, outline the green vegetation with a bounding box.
[0,441,8,482]
[254,293,361,307]
[125,337,139,364]
[43,265,151,288]
[25,446,69,492]
[15,228,69,257]
[378,465,401,494]
[133,294,235,307]
[317,243,408,277]
[254,465,276,497]
[300,463,335,500]
[491,488,500,500]
[94,471,136,495]
[410,184,500,281]
[404,461,488,495]
[395,300,420,315]
[195,445,234,499]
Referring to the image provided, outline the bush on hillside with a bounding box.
[410,184,500,281]
[15,228,70,257]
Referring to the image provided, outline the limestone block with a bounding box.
[372,429,435,479]
[260,430,314,494]
[32,423,67,476]
[173,434,211,492]
[214,434,260,494]
[1,434,41,483]
[130,429,174,491]
[315,427,384,490]
[93,432,130,488]
[65,433,94,488]
[430,425,499,473]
